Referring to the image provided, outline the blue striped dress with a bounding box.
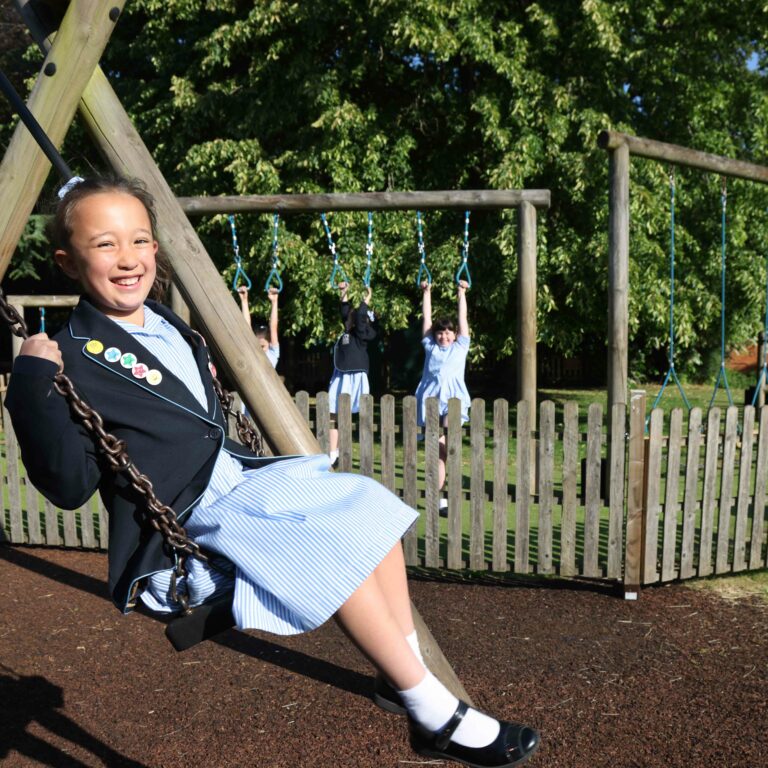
[118,306,418,635]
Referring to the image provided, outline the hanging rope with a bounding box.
[264,213,283,293]
[651,170,691,415]
[363,212,373,288]
[228,214,252,292]
[455,210,472,287]
[751,246,768,407]
[415,211,432,286]
[321,213,349,288]
[709,178,734,409]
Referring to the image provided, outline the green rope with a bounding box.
[651,171,691,415]
[709,180,734,409]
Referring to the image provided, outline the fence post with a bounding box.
[424,397,441,568]
[402,396,419,566]
[607,141,630,415]
[624,389,646,598]
[359,394,374,478]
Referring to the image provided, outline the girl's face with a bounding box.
[55,192,158,326]
[435,328,456,347]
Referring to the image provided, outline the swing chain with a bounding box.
[229,214,252,292]
[415,211,432,286]
[211,374,265,455]
[363,211,373,288]
[455,210,472,287]
[264,213,283,293]
[321,213,348,288]
[0,287,268,611]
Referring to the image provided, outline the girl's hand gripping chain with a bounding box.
[19,333,63,371]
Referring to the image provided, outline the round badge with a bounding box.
[132,363,148,379]
[146,369,163,386]
[86,339,104,354]
[104,347,121,363]
[208,362,217,378]
[120,352,137,368]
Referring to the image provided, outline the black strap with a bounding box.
[434,700,469,750]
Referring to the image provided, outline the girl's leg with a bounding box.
[329,423,339,464]
[437,434,447,489]
[335,567,424,691]
[335,568,516,753]
[371,542,414,637]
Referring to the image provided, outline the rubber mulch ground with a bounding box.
[1,545,766,768]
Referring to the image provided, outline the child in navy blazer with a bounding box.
[327,280,377,464]
[6,175,538,768]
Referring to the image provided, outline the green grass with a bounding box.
[685,569,768,604]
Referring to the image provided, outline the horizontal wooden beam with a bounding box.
[598,130,768,184]
[7,295,79,307]
[178,189,551,215]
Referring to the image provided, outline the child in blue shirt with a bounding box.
[415,280,471,503]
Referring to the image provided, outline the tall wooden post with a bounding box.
[517,200,537,411]
[607,142,630,414]
[624,389,646,599]
[170,284,191,326]
[758,331,767,409]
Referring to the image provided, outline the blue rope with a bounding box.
[709,180,734,409]
[454,210,472,287]
[363,212,373,288]
[651,172,691,415]
[39,306,45,334]
[264,213,283,293]
[751,247,768,407]
[415,211,432,286]
[321,213,349,289]
[228,214,252,292]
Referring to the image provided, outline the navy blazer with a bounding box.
[6,297,288,611]
[333,301,377,373]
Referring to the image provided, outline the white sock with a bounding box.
[398,670,500,749]
[329,450,339,463]
[405,630,425,667]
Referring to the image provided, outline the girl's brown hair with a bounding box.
[431,316,456,339]
[50,175,171,302]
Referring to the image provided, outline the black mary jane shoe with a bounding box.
[409,701,540,768]
[373,675,407,715]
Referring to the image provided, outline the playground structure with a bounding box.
[599,130,768,413]
[178,188,550,415]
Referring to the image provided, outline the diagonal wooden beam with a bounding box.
[0,1,126,280]
[20,2,473,705]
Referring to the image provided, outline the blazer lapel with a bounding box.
[148,301,219,417]
[68,298,215,420]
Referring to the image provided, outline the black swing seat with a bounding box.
[164,591,237,652]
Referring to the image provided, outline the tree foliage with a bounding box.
[5,0,768,384]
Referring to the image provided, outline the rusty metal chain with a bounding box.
[0,290,266,609]
[211,375,265,456]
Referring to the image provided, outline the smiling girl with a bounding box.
[5,176,538,768]
[414,280,472,499]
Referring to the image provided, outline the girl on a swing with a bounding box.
[6,175,539,768]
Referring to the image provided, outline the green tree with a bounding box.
[5,0,768,387]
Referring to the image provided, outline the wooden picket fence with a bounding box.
[2,379,767,589]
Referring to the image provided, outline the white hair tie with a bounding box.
[57,176,85,199]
